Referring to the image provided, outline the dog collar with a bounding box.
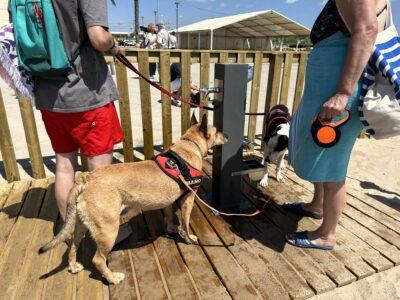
[181,137,206,158]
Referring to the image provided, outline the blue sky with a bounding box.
[108,0,400,33]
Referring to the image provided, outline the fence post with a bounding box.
[262,54,283,150]
[280,53,293,106]
[0,89,20,182]
[181,51,191,133]
[200,52,211,120]
[293,53,308,113]
[115,57,135,162]
[247,52,262,151]
[138,51,155,159]
[18,97,46,179]
[159,51,173,149]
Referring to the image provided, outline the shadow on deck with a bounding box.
[0,157,399,299]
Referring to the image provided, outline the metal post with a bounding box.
[210,29,214,50]
[279,37,283,51]
[154,10,157,24]
[198,32,201,49]
[187,32,190,49]
[211,64,248,212]
[175,1,180,45]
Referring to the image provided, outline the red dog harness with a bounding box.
[154,150,203,190]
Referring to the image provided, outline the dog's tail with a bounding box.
[39,173,87,254]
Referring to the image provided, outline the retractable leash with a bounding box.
[115,54,215,111]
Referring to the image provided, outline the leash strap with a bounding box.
[115,54,214,111]
[177,174,261,217]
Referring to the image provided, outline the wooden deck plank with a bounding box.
[14,180,58,299]
[41,219,75,300]
[108,243,139,300]
[129,216,169,299]
[143,210,198,299]
[0,180,31,258]
[229,216,315,300]
[195,195,291,299]
[343,204,400,249]
[189,203,264,299]
[147,207,230,299]
[0,178,48,298]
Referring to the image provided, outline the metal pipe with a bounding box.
[210,29,214,50]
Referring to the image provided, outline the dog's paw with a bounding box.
[276,174,285,183]
[259,177,269,187]
[108,272,125,285]
[68,262,84,274]
[188,234,199,244]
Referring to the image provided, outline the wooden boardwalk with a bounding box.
[0,158,399,299]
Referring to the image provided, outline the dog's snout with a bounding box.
[223,133,229,139]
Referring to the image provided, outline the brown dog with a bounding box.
[39,114,228,284]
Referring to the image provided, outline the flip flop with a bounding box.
[282,202,323,220]
[285,231,334,250]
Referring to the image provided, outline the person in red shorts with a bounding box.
[30,1,131,243]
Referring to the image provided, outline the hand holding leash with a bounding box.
[320,93,350,120]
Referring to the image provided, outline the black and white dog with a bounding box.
[260,105,291,187]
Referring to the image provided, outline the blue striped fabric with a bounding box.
[359,34,400,135]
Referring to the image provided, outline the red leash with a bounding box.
[115,54,214,111]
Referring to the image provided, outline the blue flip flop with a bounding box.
[282,202,323,220]
[285,231,334,250]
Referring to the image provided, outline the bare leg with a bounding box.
[179,194,197,244]
[302,182,324,215]
[307,180,346,247]
[55,152,78,220]
[87,152,113,171]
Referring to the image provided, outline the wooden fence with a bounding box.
[0,49,309,182]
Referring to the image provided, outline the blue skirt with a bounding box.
[288,32,363,182]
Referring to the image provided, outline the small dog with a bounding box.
[259,104,291,187]
[39,114,228,285]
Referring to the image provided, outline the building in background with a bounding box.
[174,10,310,51]
[0,1,8,27]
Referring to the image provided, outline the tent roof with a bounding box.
[175,10,310,37]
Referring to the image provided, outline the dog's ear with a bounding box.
[190,113,198,126]
[200,114,208,136]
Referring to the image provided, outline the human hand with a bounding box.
[320,93,350,120]
[108,39,120,56]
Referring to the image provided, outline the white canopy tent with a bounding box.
[174,10,310,50]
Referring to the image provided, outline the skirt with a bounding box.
[288,32,363,182]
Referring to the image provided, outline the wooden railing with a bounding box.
[0,49,309,182]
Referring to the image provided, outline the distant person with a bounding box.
[144,23,157,78]
[156,23,170,49]
[170,63,200,107]
[169,31,177,49]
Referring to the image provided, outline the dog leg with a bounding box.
[91,221,125,285]
[68,220,87,274]
[163,205,179,235]
[259,154,269,187]
[179,194,198,244]
[276,153,286,183]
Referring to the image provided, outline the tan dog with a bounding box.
[39,114,228,285]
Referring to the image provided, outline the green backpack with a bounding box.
[10,0,80,77]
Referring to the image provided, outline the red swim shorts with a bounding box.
[41,103,123,157]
